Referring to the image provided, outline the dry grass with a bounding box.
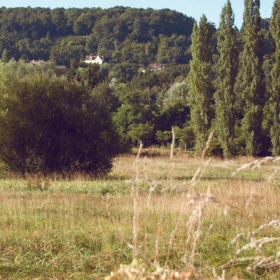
[0,146,279,279]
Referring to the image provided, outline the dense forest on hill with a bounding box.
[0,0,279,175]
[0,7,194,66]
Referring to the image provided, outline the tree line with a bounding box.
[110,0,280,159]
[0,6,194,67]
[0,0,280,176]
[187,0,276,158]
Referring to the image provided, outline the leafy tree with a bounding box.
[85,63,107,89]
[50,45,84,67]
[113,88,158,144]
[2,49,8,63]
[85,34,98,54]
[51,8,68,36]
[109,62,139,83]
[68,58,78,80]
[157,81,190,132]
[0,73,123,176]
[0,60,67,78]
[174,126,195,150]
[237,0,265,156]
[155,130,172,147]
[156,34,190,64]
[128,122,154,145]
[269,0,280,155]
[187,15,213,154]
[73,12,96,35]
[214,0,238,158]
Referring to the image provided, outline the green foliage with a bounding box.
[0,60,67,78]
[237,0,265,156]
[50,44,85,67]
[113,88,158,144]
[0,6,195,68]
[156,130,172,146]
[187,15,214,154]
[0,5,277,156]
[109,62,139,83]
[174,126,195,149]
[1,49,8,63]
[0,72,123,175]
[156,82,190,132]
[214,0,238,158]
[269,0,280,156]
[156,34,190,64]
[85,63,107,89]
[128,122,154,143]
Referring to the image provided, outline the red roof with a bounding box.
[149,63,165,70]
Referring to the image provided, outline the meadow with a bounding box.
[0,147,280,279]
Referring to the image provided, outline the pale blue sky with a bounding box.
[0,0,275,29]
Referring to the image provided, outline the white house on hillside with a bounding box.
[84,54,104,64]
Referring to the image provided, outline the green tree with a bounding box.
[214,0,238,158]
[68,58,78,80]
[113,88,158,144]
[86,63,106,89]
[128,122,154,145]
[237,0,265,156]
[2,49,8,63]
[187,15,213,154]
[0,73,123,176]
[155,130,172,148]
[269,0,280,155]
[157,81,190,131]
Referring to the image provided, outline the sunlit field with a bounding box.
[0,148,280,279]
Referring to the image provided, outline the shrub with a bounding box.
[0,72,123,176]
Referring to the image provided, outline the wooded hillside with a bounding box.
[0,7,195,66]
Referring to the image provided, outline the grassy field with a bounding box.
[0,148,280,279]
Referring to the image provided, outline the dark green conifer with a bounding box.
[187,15,213,154]
[238,0,265,156]
[269,0,280,156]
[214,0,238,158]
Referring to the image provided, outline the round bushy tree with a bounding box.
[0,73,123,176]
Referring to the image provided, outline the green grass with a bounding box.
[0,150,280,279]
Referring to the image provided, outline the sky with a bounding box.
[0,0,275,29]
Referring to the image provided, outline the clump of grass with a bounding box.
[222,220,280,273]
[26,175,51,191]
[105,259,193,280]
[231,156,280,182]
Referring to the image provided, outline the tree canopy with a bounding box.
[0,67,124,176]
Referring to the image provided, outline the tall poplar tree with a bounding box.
[187,15,213,154]
[214,0,238,158]
[238,0,265,156]
[269,0,280,156]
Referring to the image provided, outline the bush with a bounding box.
[0,72,123,176]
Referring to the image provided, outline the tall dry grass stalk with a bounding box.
[133,188,140,259]
[221,220,280,272]
[132,141,143,259]
[136,141,143,160]
[189,131,214,189]
[170,126,175,161]
[231,156,280,180]
[202,130,214,160]
[126,129,280,279]
[106,193,111,220]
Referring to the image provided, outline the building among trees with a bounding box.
[84,54,104,64]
